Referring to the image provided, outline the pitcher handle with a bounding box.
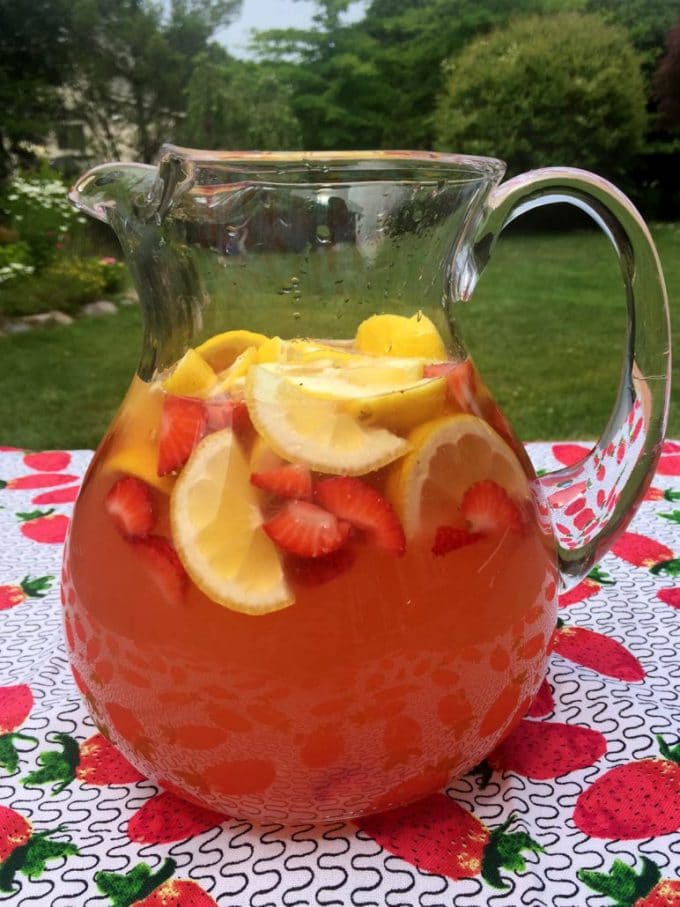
[474,167,671,587]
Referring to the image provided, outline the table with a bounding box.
[0,442,678,906]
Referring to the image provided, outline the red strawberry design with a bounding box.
[22,731,144,791]
[0,805,78,892]
[547,480,588,509]
[579,855,680,907]
[96,857,217,906]
[105,476,155,538]
[16,510,69,543]
[551,443,590,466]
[0,575,53,611]
[356,795,542,888]
[0,685,36,774]
[32,485,80,505]
[315,476,405,554]
[0,473,78,490]
[611,532,680,575]
[22,451,71,472]
[431,526,480,556]
[132,536,188,605]
[251,463,313,501]
[657,453,680,476]
[573,735,680,839]
[552,619,644,681]
[462,479,522,534]
[525,678,554,718]
[263,500,350,558]
[645,487,680,502]
[127,791,224,844]
[558,565,614,607]
[488,719,606,779]
[657,588,680,609]
[157,395,207,476]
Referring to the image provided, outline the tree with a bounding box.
[0,0,74,182]
[653,21,680,131]
[181,48,302,149]
[66,0,243,162]
[434,12,647,181]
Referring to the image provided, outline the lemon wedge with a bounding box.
[211,345,259,395]
[245,364,409,476]
[196,329,268,372]
[386,414,530,537]
[163,349,217,397]
[170,428,293,614]
[355,312,448,359]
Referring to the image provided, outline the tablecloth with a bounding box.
[0,441,678,907]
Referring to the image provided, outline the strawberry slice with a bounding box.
[251,464,313,501]
[105,476,154,539]
[157,395,207,476]
[263,500,350,558]
[314,476,406,555]
[462,479,522,534]
[204,397,252,434]
[432,526,480,556]
[132,535,188,605]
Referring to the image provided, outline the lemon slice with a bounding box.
[386,414,530,537]
[163,349,217,397]
[245,364,409,476]
[196,330,268,372]
[211,346,259,395]
[355,312,448,359]
[171,428,292,614]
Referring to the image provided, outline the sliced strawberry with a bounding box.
[462,479,522,534]
[251,464,313,501]
[314,476,405,555]
[105,477,154,539]
[132,535,188,605]
[263,500,350,558]
[424,359,478,413]
[204,397,252,434]
[286,544,356,586]
[157,395,207,476]
[432,526,480,556]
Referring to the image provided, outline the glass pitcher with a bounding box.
[63,146,670,823]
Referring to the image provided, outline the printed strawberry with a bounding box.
[656,588,680,609]
[461,479,522,534]
[525,678,554,718]
[32,485,80,505]
[105,476,155,539]
[657,452,680,476]
[659,509,680,524]
[22,732,144,791]
[552,618,644,681]
[263,500,351,558]
[611,532,680,575]
[573,735,680,839]
[432,526,480,556]
[547,479,587,510]
[315,476,405,554]
[157,395,207,476]
[551,443,590,466]
[132,536,188,605]
[645,487,680,502]
[0,575,53,611]
[356,795,542,888]
[96,857,217,907]
[579,855,680,907]
[488,719,606,780]
[16,510,69,544]
[558,565,615,608]
[127,790,224,844]
[0,805,78,893]
[251,463,313,501]
[23,451,72,472]
[0,685,36,774]
[0,473,78,490]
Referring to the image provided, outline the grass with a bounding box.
[0,223,677,450]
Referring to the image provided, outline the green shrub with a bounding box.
[434,12,647,180]
[98,257,129,293]
[0,257,106,318]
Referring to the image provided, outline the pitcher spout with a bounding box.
[69,162,158,225]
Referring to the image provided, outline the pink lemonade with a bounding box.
[63,315,557,822]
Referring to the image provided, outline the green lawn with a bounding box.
[0,224,677,450]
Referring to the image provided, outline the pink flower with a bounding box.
[99,256,118,265]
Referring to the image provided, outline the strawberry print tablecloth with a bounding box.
[0,442,678,907]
